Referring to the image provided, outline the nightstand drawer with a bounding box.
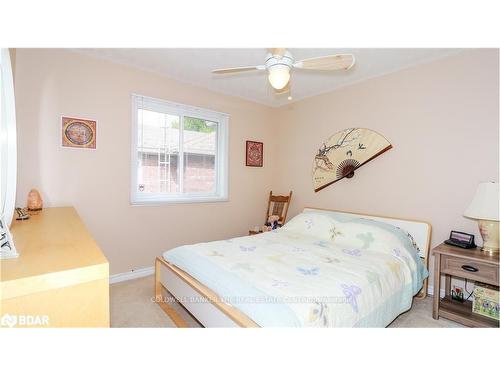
[442,255,499,285]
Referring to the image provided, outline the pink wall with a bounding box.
[273,49,499,288]
[14,48,499,284]
[14,49,277,274]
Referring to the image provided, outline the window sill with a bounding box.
[130,195,229,206]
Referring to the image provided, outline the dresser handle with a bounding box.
[461,265,478,272]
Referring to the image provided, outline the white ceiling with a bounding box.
[74,48,463,107]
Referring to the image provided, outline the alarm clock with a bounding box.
[444,231,477,249]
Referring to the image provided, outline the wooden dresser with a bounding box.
[0,207,109,328]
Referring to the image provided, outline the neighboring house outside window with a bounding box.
[131,94,228,204]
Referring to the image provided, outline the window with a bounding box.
[131,94,228,204]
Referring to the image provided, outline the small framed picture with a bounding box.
[62,116,97,149]
[246,140,263,167]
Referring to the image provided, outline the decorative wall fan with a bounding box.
[312,128,392,192]
[212,48,355,96]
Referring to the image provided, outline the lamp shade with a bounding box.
[268,65,290,90]
[464,182,499,221]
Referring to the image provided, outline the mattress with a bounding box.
[163,211,428,327]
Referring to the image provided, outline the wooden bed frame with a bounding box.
[154,208,432,328]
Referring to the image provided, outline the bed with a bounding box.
[155,208,431,327]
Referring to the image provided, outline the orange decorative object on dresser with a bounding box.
[27,189,43,211]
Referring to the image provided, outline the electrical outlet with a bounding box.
[451,285,464,302]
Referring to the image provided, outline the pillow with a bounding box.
[302,209,360,223]
[281,212,341,240]
[332,218,419,256]
[284,211,428,294]
[332,217,428,294]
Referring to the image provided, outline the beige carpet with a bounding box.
[110,275,464,328]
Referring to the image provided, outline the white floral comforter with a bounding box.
[163,211,428,327]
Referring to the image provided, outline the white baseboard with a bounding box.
[427,285,445,298]
[110,266,154,284]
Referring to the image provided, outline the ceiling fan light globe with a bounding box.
[268,66,290,90]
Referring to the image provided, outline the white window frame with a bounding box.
[131,94,229,205]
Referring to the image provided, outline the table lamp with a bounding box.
[464,182,500,254]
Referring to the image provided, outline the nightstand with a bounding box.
[432,243,499,327]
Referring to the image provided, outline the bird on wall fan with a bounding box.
[212,48,355,99]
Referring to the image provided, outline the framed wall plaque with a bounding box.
[246,140,263,167]
[62,116,97,149]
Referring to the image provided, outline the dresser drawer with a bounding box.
[441,255,499,285]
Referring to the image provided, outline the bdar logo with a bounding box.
[0,314,49,327]
[1,314,18,328]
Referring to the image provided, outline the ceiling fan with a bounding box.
[212,48,355,97]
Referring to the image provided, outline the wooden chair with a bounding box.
[265,191,293,226]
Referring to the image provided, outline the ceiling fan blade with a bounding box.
[294,54,355,71]
[268,48,287,57]
[212,65,265,74]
